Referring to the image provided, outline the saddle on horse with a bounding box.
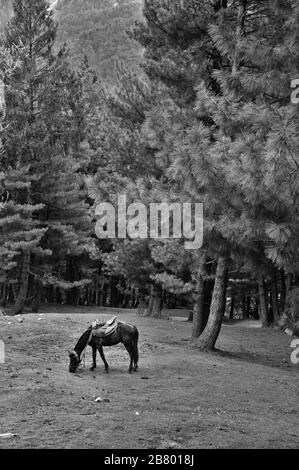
[90,316,118,340]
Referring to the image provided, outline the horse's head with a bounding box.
[68,350,80,373]
[68,328,92,372]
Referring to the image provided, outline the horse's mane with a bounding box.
[74,327,92,354]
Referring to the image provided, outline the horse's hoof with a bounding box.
[105,369,109,374]
[128,369,132,374]
[90,367,95,371]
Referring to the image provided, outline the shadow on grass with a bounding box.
[212,348,291,370]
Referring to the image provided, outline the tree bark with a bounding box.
[245,295,251,319]
[271,270,279,325]
[111,277,119,307]
[192,254,206,338]
[195,255,229,351]
[0,282,8,307]
[280,269,286,313]
[229,295,235,320]
[147,284,162,318]
[253,296,259,319]
[13,251,30,315]
[286,273,293,295]
[241,290,246,319]
[258,273,270,327]
[214,0,228,11]
[31,281,42,313]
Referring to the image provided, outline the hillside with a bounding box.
[0,0,143,83]
[54,0,143,82]
[0,0,12,32]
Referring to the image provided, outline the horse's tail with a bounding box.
[132,327,139,365]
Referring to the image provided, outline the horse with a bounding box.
[68,319,139,374]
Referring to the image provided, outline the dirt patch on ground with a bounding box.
[0,308,298,448]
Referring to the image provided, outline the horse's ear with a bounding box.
[67,350,72,356]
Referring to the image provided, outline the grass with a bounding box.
[0,307,298,449]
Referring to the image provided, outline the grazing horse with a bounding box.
[68,319,139,374]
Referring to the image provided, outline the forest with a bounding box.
[0,0,299,353]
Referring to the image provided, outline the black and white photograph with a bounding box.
[0,0,298,454]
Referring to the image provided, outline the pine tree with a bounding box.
[204,0,299,325]
[131,0,234,347]
[1,0,95,313]
[132,0,299,345]
[87,62,171,316]
[0,45,46,310]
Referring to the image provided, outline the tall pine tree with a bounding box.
[1,0,95,313]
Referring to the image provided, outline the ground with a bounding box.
[0,307,298,449]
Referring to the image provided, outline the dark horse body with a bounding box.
[68,321,139,374]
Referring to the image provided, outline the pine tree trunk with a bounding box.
[192,254,206,339]
[31,281,42,313]
[111,277,118,307]
[13,251,30,315]
[258,274,269,327]
[151,286,163,318]
[0,282,8,306]
[229,295,234,320]
[280,269,286,313]
[147,284,162,318]
[146,288,154,317]
[271,271,279,324]
[286,273,293,295]
[253,297,259,319]
[11,283,17,304]
[95,280,99,306]
[241,291,246,319]
[245,296,251,319]
[195,255,229,351]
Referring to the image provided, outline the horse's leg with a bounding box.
[123,340,134,373]
[132,330,139,371]
[90,345,97,371]
[98,345,109,373]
